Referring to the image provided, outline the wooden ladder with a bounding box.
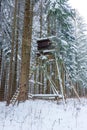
[10,87,20,105]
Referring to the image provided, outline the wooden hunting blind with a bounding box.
[37,38,55,57]
[37,38,51,50]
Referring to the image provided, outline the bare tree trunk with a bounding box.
[7,0,18,105]
[12,2,20,96]
[46,62,50,94]
[18,0,33,101]
[47,12,51,36]
[61,62,66,98]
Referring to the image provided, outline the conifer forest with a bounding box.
[0,0,87,105]
[1,1,87,130]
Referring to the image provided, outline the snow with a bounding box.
[0,98,87,130]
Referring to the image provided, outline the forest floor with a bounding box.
[0,98,87,130]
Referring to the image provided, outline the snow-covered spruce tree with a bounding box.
[73,10,87,95]
[46,0,75,63]
[47,3,75,70]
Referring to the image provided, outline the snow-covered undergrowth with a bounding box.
[0,98,87,130]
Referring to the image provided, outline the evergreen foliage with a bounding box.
[0,0,87,103]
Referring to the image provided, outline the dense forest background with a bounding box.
[0,0,87,105]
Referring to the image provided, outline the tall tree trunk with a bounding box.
[46,62,50,94]
[47,13,50,36]
[12,2,20,96]
[18,0,33,101]
[61,62,66,98]
[7,0,18,105]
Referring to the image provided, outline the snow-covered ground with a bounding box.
[0,98,87,130]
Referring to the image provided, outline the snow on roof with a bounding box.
[37,36,57,41]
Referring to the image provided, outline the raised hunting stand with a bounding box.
[28,37,65,101]
[10,37,80,105]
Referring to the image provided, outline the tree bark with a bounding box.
[18,0,33,101]
[7,0,18,105]
[12,2,20,96]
